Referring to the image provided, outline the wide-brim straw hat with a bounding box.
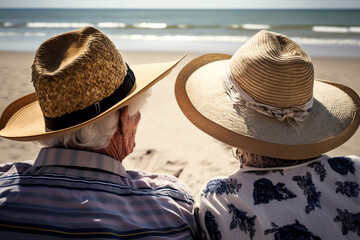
[175,30,359,160]
[0,27,185,141]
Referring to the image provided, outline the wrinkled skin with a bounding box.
[98,106,141,162]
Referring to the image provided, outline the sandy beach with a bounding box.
[0,50,359,194]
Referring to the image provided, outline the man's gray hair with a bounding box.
[39,91,150,150]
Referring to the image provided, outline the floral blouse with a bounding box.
[196,155,360,240]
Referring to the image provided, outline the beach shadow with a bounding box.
[124,148,187,177]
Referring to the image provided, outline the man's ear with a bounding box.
[120,106,129,133]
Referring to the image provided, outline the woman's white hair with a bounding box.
[219,142,314,167]
[38,91,150,150]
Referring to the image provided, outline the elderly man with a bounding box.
[0,27,196,239]
[175,30,359,239]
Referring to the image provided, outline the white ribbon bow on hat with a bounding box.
[222,65,313,125]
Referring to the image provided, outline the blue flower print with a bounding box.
[293,172,321,214]
[308,161,327,181]
[202,178,242,198]
[228,204,256,240]
[328,157,355,175]
[204,210,222,240]
[253,178,296,205]
[334,209,360,236]
[335,181,360,198]
[264,220,321,240]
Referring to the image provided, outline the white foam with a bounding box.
[242,24,270,30]
[108,34,250,43]
[349,27,360,33]
[24,32,47,37]
[313,26,349,33]
[292,37,360,45]
[0,31,49,37]
[0,31,359,47]
[132,23,167,29]
[177,24,188,29]
[97,22,126,28]
[229,24,270,30]
[0,32,20,36]
[229,24,240,29]
[312,25,360,35]
[108,34,360,46]
[4,22,14,27]
[27,22,93,28]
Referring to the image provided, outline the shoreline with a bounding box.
[0,50,359,194]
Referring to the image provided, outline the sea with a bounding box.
[0,8,360,57]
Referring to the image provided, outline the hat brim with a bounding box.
[0,54,186,141]
[175,54,360,159]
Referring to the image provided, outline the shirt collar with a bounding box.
[236,155,329,173]
[34,147,127,177]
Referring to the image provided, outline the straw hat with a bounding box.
[175,30,359,160]
[0,26,185,141]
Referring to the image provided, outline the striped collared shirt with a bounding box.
[0,148,196,239]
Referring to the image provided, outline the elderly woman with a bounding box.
[0,27,197,239]
[175,30,360,239]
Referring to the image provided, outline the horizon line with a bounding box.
[1,7,360,10]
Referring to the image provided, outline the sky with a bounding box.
[0,0,360,9]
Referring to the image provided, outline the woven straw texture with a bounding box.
[230,30,314,107]
[176,56,359,159]
[0,56,186,141]
[186,60,356,145]
[32,26,127,118]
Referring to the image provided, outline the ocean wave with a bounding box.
[132,23,167,29]
[177,24,189,29]
[108,34,250,43]
[349,27,360,33]
[1,21,266,30]
[4,22,15,27]
[108,34,360,46]
[27,22,93,28]
[0,31,46,37]
[0,32,20,36]
[292,37,360,45]
[4,21,187,30]
[4,21,358,35]
[0,31,359,46]
[97,22,126,28]
[313,26,360,34]
[98,22,218,29]
[24,32,47,37]
[230,24,270,30]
